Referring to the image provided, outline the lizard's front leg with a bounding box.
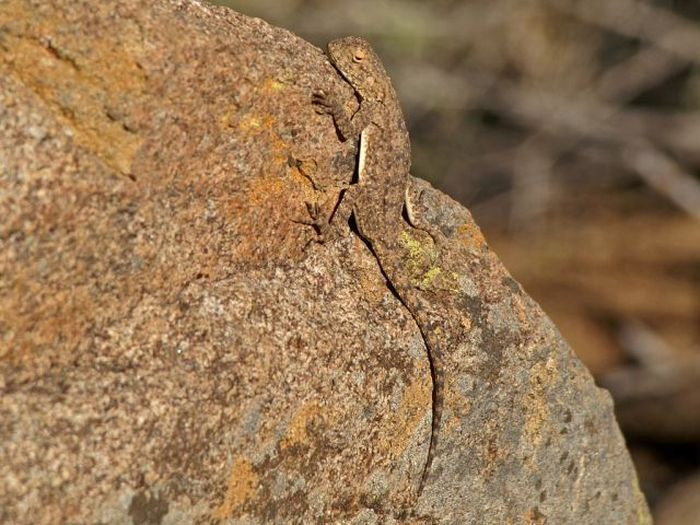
[312,90,376,141]
[312,90,376,238]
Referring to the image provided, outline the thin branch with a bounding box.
[481,78,700,220]
[594,46,686,101]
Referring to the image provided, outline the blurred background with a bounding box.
[212,0,700,521]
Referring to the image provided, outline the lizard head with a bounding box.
[327,36,388,102]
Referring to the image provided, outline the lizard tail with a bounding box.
[417,350,443,498]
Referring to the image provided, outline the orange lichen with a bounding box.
[280,402,320,451]
[524,506,547,525]
[457,220,487,250]
[261,77,285,93]
[238,112,290,170]
[287,160,319,202]
[376,376,432,458]
[245,173,289,206]
[0,268,95,364]
[213,456,259,521]
[0,0,146,176]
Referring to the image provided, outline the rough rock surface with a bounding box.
[0,0,650,523]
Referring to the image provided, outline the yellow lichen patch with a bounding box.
[213,456,259,521]
[280,402,320,451]
[420,266,442,289]
[0,0,146,176]
[399,230,425,261]
[399,230,440,289]
[376,376,432,458]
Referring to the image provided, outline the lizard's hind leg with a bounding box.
[404,182,443,248]
[294,181,356,245]
[291,200,333,246]
[329,184,362,238]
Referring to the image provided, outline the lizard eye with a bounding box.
[353,49,366,62]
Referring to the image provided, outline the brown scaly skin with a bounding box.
[312,36,446,509]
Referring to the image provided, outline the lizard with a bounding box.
[311,36,448,502]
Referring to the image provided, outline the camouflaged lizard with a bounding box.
[312,36,446,500]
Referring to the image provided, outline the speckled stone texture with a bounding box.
[0,1,650,523]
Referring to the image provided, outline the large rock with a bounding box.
[0,0,650,523]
